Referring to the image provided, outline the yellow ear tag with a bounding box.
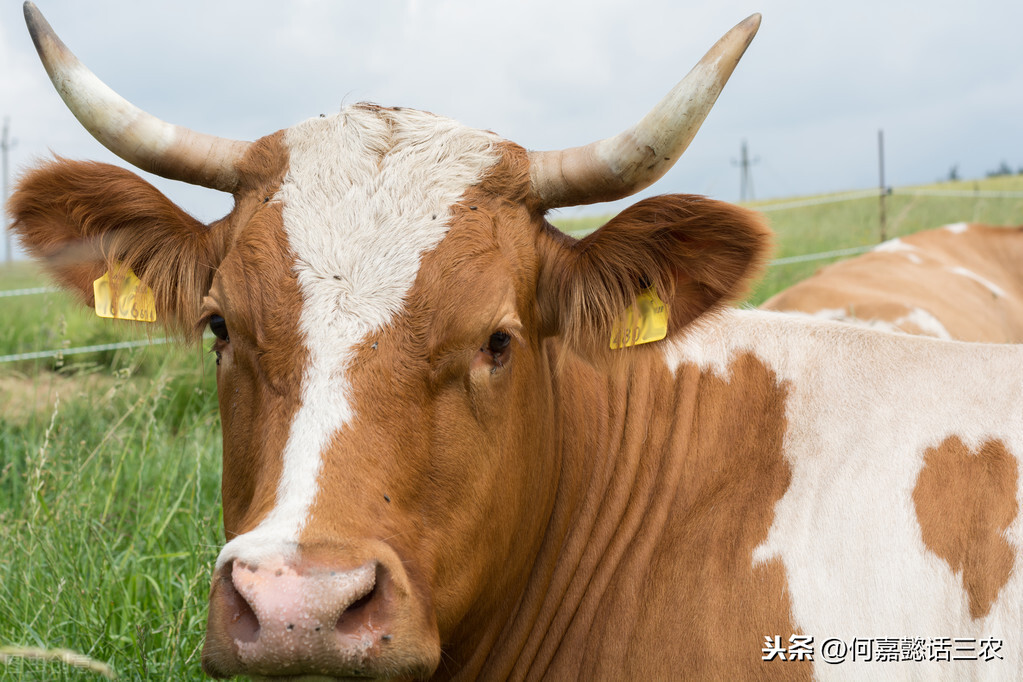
[610,285,668,349]
[92,264,157,323]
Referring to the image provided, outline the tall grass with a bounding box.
[1,266,221,679]
[2,174,1022,679]
[0,357,222,680]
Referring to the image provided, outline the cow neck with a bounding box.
[446,327,800,679]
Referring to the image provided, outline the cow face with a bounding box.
[12,4,765,678]
[200,110,561,677]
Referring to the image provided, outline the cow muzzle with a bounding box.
[201,547,440,679]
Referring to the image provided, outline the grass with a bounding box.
[2,174,1022,679]
[0,366,223,680]
[0,265,221,679]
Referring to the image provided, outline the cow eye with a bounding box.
[209,315,229,342]
[488,331,511,355]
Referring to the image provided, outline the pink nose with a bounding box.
[206,557,393,677]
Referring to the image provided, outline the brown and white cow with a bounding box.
[762,224,1023,342]
[11,4,1023,680]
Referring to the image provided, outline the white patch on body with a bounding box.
[217,107,500,569]
[808,308,848,321]
[944,222,970,234]
[664,309,1023,678]
[786,307,952,340]
[873,237,912,253]
[894,307,953,339]
[946,265,1006,298]
[874,237,924,264]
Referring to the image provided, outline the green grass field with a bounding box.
[2,174,1022,679]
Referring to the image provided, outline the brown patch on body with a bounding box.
[619,353,808,680]
[528,352,808,681]
[913,436,1019,619]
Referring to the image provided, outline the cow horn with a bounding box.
[23,2,250,193]
[528,13,761,209]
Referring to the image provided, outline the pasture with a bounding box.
[1,174,1022,679]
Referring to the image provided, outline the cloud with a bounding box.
[2,0,1022,243]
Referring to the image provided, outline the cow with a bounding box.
[762,224,1023,342]
[11,3,1023,680]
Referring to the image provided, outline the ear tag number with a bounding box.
[92,264,157,323]
[609,285,668,349]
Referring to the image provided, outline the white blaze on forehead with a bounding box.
[944,222,970,234]
[217,106,501,569]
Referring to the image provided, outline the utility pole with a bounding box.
[2,118,13,264]
[732,139,759,202]
[878,129,887,243]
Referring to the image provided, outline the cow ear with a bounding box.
[537,194,771,358]
[8,159,229,339]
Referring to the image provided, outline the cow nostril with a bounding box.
[222,571,260,644]
[336,582,378,634]
[335,564,387,637]
[349,584,376,613]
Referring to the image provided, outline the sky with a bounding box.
[2,0,1023,260]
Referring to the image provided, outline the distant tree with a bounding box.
[987,160,1013,178]
[947,164,959,182]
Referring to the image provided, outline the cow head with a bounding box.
[11,4,769,678]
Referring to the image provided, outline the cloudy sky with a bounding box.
[2,0,1022,259]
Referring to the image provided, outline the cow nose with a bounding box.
[208,557,392,676]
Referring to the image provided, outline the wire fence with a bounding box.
[0,286,59,298]
[753,187,1023,213]
[769,245,875,266]
[4,183,1023,364]
[0,338,171,364]
[753,189,880,212]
